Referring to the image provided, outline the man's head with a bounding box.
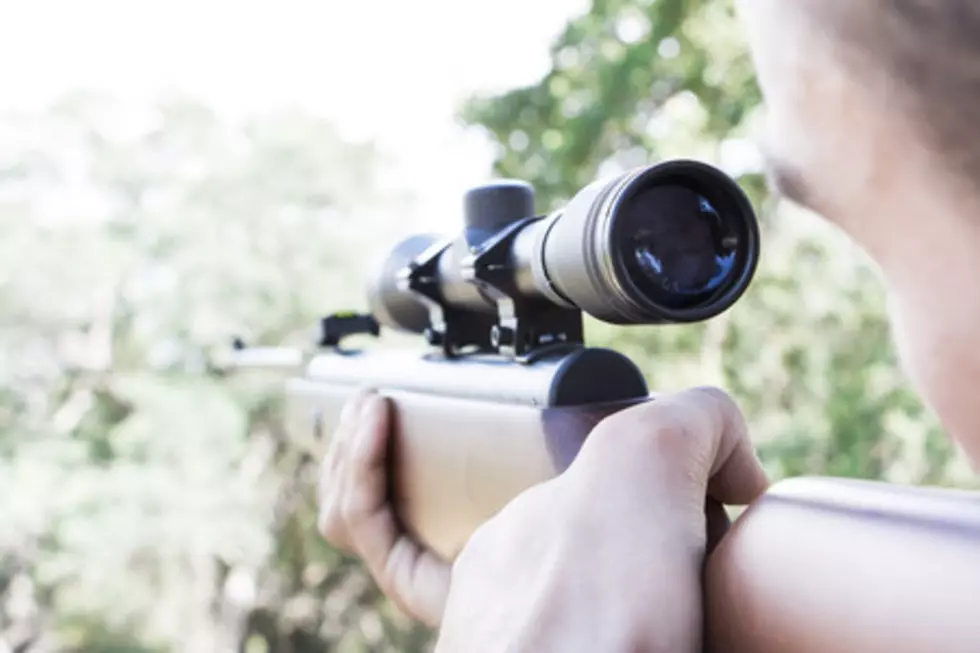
[737,0,980,463]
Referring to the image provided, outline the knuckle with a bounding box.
[454,501,520,573]
[688,385,750,440]
[348,434,375,468]
[586,388,744,462]
[648,418,694,448]
[687,384,732,404]
[687,385,741,416]
[317,505,343,542]
[318,455,337,490]
[340,486,370,527]
[317,471,342,508]
[339,493,360,525]
[593,401,693,451]
[632,421,696,463]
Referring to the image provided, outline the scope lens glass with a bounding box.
[617,184,739,310]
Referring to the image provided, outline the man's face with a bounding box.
[738,0,980,464]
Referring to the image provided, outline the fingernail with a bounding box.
[341,388,377,421]
[339,396,359,424]
[359,392,381,420]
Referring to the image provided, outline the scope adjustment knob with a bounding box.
[464,181,535,248]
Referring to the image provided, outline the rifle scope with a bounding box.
[368,160,759,353]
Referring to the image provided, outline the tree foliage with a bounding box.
[0,93,430,652]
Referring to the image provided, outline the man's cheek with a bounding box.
[888,297,980,466]
[886,293,922,384]
[885,298,946,424]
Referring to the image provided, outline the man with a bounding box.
[317,1,980,650]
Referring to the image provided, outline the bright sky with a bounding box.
[0,0,587,231]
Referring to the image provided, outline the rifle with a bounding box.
[233,159,761,559]
[235,159,980,651]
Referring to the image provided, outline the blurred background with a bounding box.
[1,0,976,651]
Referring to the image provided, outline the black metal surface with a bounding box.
[463,180,536,248]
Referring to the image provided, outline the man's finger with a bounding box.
[687,387,769,505]
[383,536,452,628]
[574,387,768,505]
[324,389,373,482]
[344,394,398,561]
[330,394,450,628]
[346,394,393,518]
[317,389,374,550]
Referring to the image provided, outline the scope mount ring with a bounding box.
[461,217,585,364]
[400,238,498,359]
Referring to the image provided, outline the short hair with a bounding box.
[812,0,980,182]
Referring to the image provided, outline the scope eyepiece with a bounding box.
[367,159,760,338]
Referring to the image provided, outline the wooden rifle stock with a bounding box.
[282,348,980,651]
[707,477,980,652]
[287,376,648,559]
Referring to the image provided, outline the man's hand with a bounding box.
[317,389,451,628]
[434,387,769,653]
[317,386,768,649]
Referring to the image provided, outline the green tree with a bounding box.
[0,93,432,652]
